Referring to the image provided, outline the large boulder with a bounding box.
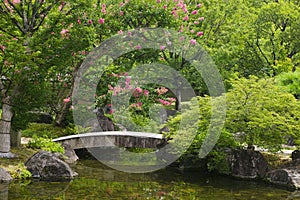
[25,150,77,181]
[266,169,300,189]
[266,159,300,189]
[228,149,269,179]
[0,168,12,182]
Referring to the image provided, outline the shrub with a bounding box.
[27,135,64,153]
[21,123,65,138]
[7,163,32,180]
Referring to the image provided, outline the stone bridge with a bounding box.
[52,131,167,149]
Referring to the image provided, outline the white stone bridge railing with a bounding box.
[52,131,167,149]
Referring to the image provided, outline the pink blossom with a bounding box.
[130,102,143,109]
[63,97,71,103]
[0,45,6,52]
[88,19,93,24]
[190,29,195,33]
[191,10,198,15]
[183,15,189,21]
[98,18,105,24]
[159,99,171,106]
[125,77,131,88]
[60,29,69,35]
[101,8,106,14]
[136,102,143,107]
[163,5,167,9]
[190,39,197,45]
[197,4,202,8]
[167,97,176,103]
[119,11,124,16]
[157,0,161,3]
[135,45,141,50]
[160,45,166,50]
[194,21,199,25]
[135,87,143,93]
[118,30,123,34]
[199,17,204,21]
[197,31,203,36]
[156,87,168,95]
[77,18,81,24]
[12,0,20,4]
[144,90,149,96]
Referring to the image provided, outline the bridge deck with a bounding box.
[52,131,165,149]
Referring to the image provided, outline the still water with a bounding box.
[3,160,300,200]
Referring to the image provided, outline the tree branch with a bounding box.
[256,38,271,66]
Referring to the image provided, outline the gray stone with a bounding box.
[266,159,300,189]
[228,149,269,179]
[292,150,300,161]
[0,168,12,182]
[0,152,15,158]
[25,150,77,181]
[267,169,300,189]
[61,142,79,164]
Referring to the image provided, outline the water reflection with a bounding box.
[7,160,298,200]
[0,183,8,200]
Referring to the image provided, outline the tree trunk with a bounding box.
[55,61,82,127]
[0,96,13,153]
[55,101,71,128]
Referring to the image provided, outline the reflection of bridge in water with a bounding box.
[52,131,167,150]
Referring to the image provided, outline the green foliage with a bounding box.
[7,163,32,180]
[226,76,300,151]
[111,111,162,133]
[276,70,300,99]
[27,135,64,154]
[63,124,92,135]
[21,122,89,139]
[21,123,65,138]
[165,96,236,160]
[166,75,299,162]
[206,150,230,174]
[199,0,300,78]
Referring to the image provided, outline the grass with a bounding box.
[0,146,38,172]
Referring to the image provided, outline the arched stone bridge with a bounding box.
[52,131,167,149]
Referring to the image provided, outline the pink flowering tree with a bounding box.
[0,0,207,153]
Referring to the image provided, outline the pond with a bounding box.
[3,159,300,200]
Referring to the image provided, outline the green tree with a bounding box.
[226,76,300,151]
[199,0,300,78]
[0,0,63,156]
